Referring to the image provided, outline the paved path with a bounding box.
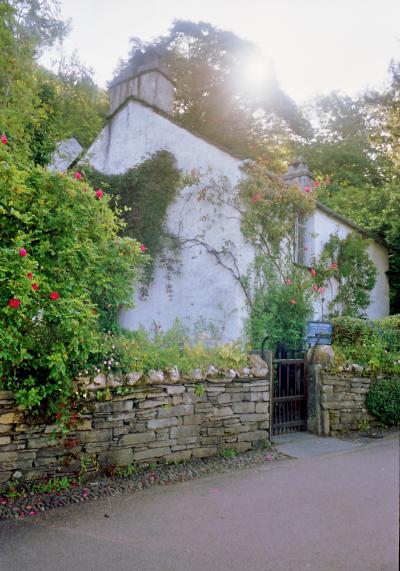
[272,431,362,458]
[0,437,398,571]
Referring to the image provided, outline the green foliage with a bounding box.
[194,383,205,397]
[248,269,314,350]
[85,321,247,377]
[84,151,187,289]
[313,232,376,317]
[331,316,400,374]
[220,448,236,459]
[239,161,315,258]
[0,145,145,411]
[234,160,316,349]
[366,378,400,426]
[117,21,309,168]
[0,3,107,165]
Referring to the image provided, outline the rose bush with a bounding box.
[0,145,146,411]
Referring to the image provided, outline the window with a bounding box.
[293,215,310,266]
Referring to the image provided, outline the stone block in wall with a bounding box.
[0,412,23,424]
[0,437,11,445]
[255,403,269,414]
[165,386,185,395]
[209,407,233,419]
[0,471,13,483]
[78,429,113,443]
[134,447,171,461]
[238,413,268,422]
[237,430,269,442]
[194,403,213,413]
[119,432,156,446]
[138,398,170,410]
[223,424,249,435]
[148,418,179,430]
[183,414,205,426]
[99,448,134,467]
[170,426,200,439]
[192,446,218,458]
[232,402,255,414]
[158,404,194,418]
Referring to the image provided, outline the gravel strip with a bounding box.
[335,426,399,444]
[0,448,283,521]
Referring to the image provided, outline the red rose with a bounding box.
[26,272,33,280]
[95,189,104,199]
[310,268,317,277]
[140,244,147,253]
[73,172,82,180]
[49,291,60,300]
[285,279,292,285]
[19,248,27,257]
[1,134,7,145]
[304,186,311,193]
[329,262,337,270]
[251,194,262,204]
[289,299,297,305]
[31,283,39,291]
[8,298,21,308]
[314,180,320,188]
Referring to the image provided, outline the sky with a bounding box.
[42,0,400,103]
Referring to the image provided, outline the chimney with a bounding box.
[108,48,175,115]
[283,156,314,189]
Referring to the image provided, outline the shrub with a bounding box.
[0,145,145,410]
[84,321,247,378]
[331,316,400,374]
[366,378,400,426]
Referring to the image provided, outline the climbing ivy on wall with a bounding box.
[312,232,377,317]
[83,151,186,290]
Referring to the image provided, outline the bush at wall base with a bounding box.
[366,378,400,426]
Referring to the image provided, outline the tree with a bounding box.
[298,84,400,312]
[116,21,309,169]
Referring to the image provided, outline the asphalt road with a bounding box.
[0,437,398,571]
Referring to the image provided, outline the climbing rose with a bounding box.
[329,262,337,270]
[95,189,104,199]
[73,172,82,180]
[311,284,319,292]
[285,279,292,285]
[140,244,147,253]
[19,248,27,257]
[31,283,39,291]
[318,287,325,294]
[310,268,317,277]
[251,194,262,204]
[49,291,60,300]
[8,298,21,309]
[1,134,7,145]
[304,186,311,193]
[289,299,297,305]
[26,272,33,280]
[314,180,320,188]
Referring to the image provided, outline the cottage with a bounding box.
[78,51,389,343]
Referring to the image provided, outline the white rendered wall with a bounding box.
[85,99,390,342]
[309,209,390,319]
[85,100,254,342]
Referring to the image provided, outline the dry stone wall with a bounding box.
[308,365,377,435]
[0,378,270,485]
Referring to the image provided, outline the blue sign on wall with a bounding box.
[307,321,333,346]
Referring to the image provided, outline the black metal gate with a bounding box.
[271,349,307,435]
